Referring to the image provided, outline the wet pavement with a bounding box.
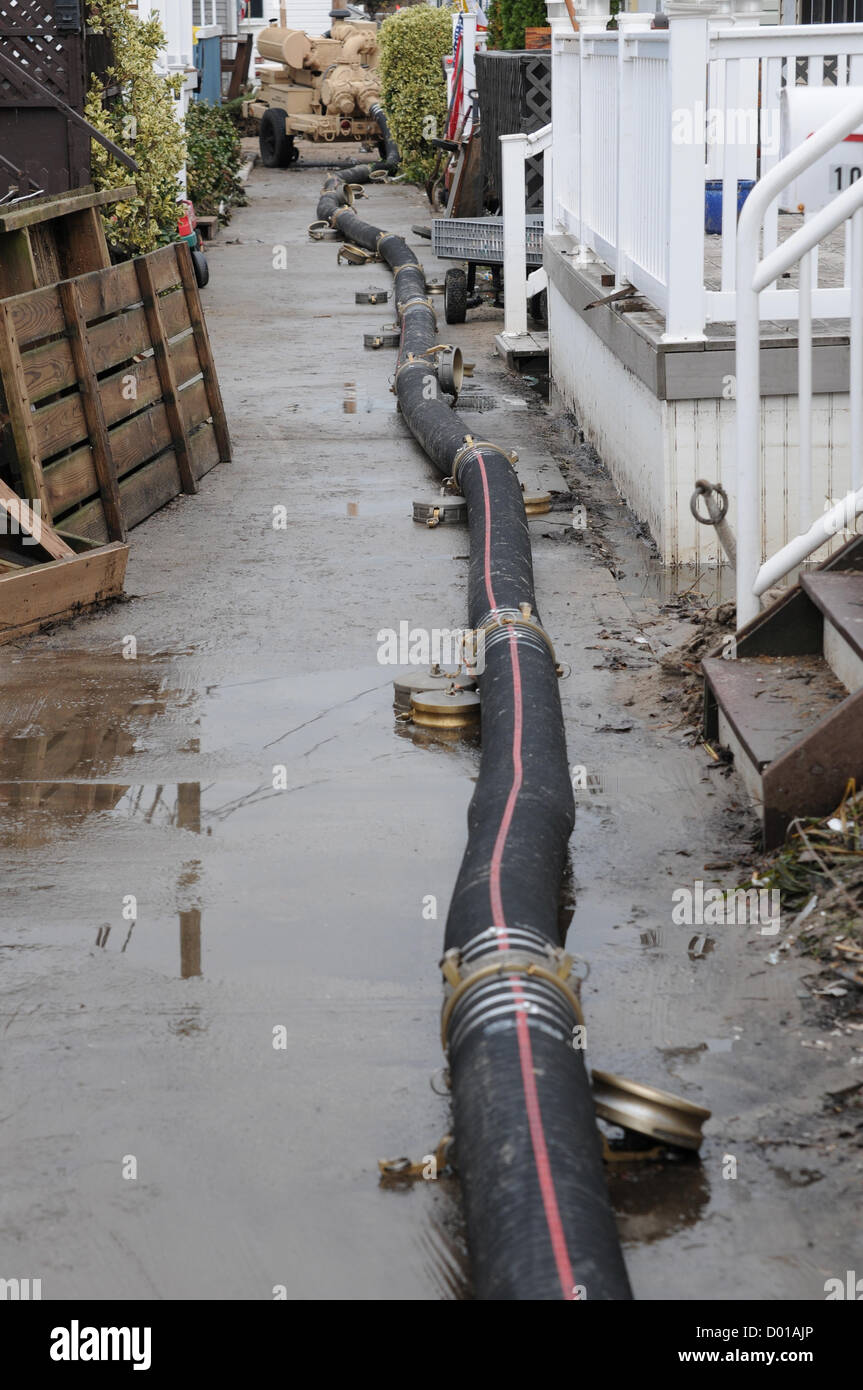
[0,155,860,1301]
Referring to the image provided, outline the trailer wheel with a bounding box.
[444,267,467,325]
[260,108,293,168]
[191,248,209,289]
[430,176,447,211]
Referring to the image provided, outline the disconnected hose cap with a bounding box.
[435,345,463,399]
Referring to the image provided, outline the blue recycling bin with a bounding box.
[705,178,756,235]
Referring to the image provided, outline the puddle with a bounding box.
[607,1157,711,1246]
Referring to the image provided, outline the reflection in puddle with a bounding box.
[607,1156,711,1246]
[0,772,206,982]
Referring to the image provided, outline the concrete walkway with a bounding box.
[0,158,858,1301]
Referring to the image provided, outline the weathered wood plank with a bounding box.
[19,335,76,404]
[177,377,212,433]
[175,242,231,462]
[8,284,65,350]
[21,289,191,401]
[135,255,196,495]
[0,302,52,517]
[0,543,129,645]
[149,245,184,295]
[58,279,126,543]
[32,341,195,458]
[32,390,89,460]
[0,186,137,233]
[58,206,111,279]
[45,400,173,518]
[28,223,63,287]
[59,451,185,540]
[0,230,37,300]
[190,421,221,478]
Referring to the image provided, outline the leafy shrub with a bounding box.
[379,6,453,184]
[490,0,549,49]
[186,101,248,223]
[487,0,504,49]
[85,0,186,257]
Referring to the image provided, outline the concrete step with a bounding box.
[800,569,863,694]
[702,652,857,845]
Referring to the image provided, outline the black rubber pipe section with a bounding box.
[316,178,632,1302]
[369,103,400,172]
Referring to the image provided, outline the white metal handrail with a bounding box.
[736,93,863,627]
[500,123,553,338]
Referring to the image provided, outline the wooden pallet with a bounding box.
[0,241,231,544]
[0,185,136,300]
[0,535,129,647]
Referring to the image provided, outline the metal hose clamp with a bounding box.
[439,936,585,1052]
[396,294,435,319]
[450,437,514,492]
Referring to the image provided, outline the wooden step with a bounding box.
[703,653,848,772]
[702,652,860,845]
[800,569,863,694]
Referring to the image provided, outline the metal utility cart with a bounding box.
[431,214,544,325]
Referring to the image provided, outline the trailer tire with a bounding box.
[444,267,467,325]
[191,248,209,289]
[260,108,293,168]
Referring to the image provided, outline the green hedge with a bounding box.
[85,0,185,256]
[185,101,248,223]
[487,0,549,49]
[379,6,453,184]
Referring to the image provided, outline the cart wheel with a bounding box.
[430,176,447,211]
[191,248,209,289]
[260,109,294,168]
[444,267,467,325]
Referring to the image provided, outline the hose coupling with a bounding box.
[338,243,379,265]
[391,353,439,394]
[396,294,435,319]
[308,220,340,241]
[473,605,560,669]
[440,928,586,1053]
[450,436,517,492]
[391,258,424,278]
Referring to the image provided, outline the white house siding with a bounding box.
[548,280,851,568]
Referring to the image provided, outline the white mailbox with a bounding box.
[781,86,863,213]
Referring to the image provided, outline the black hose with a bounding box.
[368,102,400,172]
[316,177,632,1302]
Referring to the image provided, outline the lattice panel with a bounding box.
[0,0,87,197]
[476,51,552,214]
[0,0,83,103]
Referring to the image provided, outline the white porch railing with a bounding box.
[501,123,553,337]
[546,11,863,340]
[736,95,863,627]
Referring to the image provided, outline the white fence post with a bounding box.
[501,133,529,338]
[461,13,478,137]
[664,5,711,341]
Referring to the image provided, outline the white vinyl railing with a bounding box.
[501,123,553,337]
[546,11,863,340]
[736,95,863,627]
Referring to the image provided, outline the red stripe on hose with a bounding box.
[474,450,577,1301]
